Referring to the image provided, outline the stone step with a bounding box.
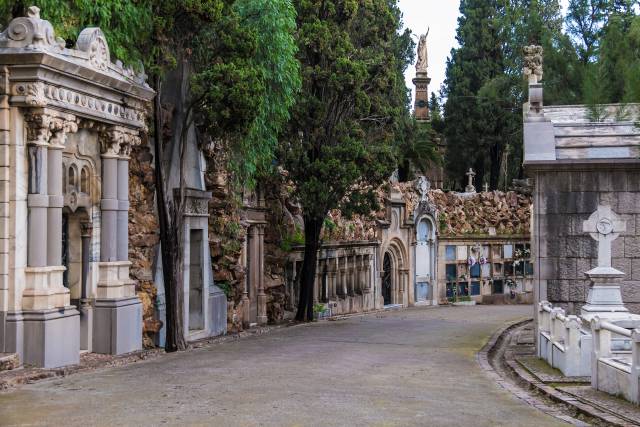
[0,353,19,372]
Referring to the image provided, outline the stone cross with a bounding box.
[465,168,476,193]
[583,205,626,268]
[483,183,489,193]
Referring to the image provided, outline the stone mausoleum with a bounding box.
[0,7,153,367]
[523,45,640,315]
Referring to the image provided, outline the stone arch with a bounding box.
[382,238,409,306]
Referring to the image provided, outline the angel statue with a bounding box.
[416,29,429,72]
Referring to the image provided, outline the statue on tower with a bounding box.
[416,29,429,73]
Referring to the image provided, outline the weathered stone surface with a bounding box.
[625,237,640,258]
[621,281,640,303]
[128,143,160,348]
[567,281,585,302]
[613,257,632,280]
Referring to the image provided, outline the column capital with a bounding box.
[24,110,53,146]
[24,109,77,147]
[99,125,141,159]
[49,115,78,149]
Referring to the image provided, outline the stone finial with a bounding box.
[583,205,626,269]
[523,45,543,84]
[0,5,63,49]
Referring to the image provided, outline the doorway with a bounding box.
[382,253,393,305]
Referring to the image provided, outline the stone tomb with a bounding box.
[0,7,153,367]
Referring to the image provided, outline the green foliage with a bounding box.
[280,225,305,252]
[283,0,412,224]
[312,303,327,314]
[0,0,153,67]
[216,281,233,299]
[150,0,300,188]
[233,0,301,185]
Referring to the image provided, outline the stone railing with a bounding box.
[591,317,640,404]
[286,241,378,317]
[537,302,589,377]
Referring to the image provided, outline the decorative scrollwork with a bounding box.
[76,28,111,72]
[0,6,62,50]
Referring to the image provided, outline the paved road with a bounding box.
[0,305,566,427]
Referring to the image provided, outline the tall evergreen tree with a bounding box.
[283,0,413,321]
[443,0,507,189]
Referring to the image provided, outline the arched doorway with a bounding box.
[382,253,393,305]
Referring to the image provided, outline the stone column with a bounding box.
[79,221,93,352]
[241,232,250,327]
[347,256,355,297]
[100,131,120,263]
[363,255,372,293]
[22,113,71,310]
[288,260,297,310]
[329,258,337,300]
[256,225,267,325]
[338,257,347,299]
[116,147,130,262]
[94,128,142,355]
[26,114,50,269]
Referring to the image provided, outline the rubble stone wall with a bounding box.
[128,142,161,348]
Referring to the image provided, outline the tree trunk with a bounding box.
[153,76,187,352]
[295,215,324,322]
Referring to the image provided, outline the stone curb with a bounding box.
[479,319,639,427]
[477,318,591,427]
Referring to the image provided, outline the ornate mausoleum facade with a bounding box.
[0,7,153,367]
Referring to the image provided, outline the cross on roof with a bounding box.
[583,205,626,268]
[465,168,476,193]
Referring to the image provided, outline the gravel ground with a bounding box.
[0,305,567,427]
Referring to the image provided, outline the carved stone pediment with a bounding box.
[174,188,212,217]
[1,7,154,132]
